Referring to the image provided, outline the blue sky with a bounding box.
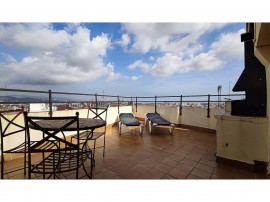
[0,23,245,97]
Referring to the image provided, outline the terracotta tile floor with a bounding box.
[1,125,269,179]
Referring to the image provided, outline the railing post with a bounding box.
[95,94,98,115]
[48,89,53,117]
[117,96,120,114]
[180,95,182,116]
[207,94,210,118]
[155,96,157,113]
[136,96,137,112]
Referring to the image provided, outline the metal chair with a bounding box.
[24,112,92,179]
[0,109,37,179]
[71,106,108,162]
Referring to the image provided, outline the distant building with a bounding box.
[29,103,56,112]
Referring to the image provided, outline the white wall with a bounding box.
[134,105,223,130]
[215,113,269,164]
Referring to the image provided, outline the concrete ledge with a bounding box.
[214,112,268,123]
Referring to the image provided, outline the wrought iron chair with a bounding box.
[0,109,37,179]
[71,106,108,162]
[24,112,93,179]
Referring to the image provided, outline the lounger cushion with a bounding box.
[146,113,171,126]
[119,113,141,126]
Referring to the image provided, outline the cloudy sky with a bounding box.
[0,23,245,97]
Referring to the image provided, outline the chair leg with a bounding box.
[90,150,94,178]
[1,153,4,179]
[93,140,96,166]
[118,122,121,135]
[42,152,45,179]
[53,153,56,179]
[28,152,31,179]
[140,124,144,135]
[24,132,27,175]
[149,121,152,133]
[103,134,106,157]
[76,151,79,179]
[24,152,26,175]
[169,124,175,134]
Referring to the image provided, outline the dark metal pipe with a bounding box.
[155,96,157,113]
[136,97,137,112]
[207,94,210,118]
[48,89,53,117]
[117,96,120,114]
[180,95,183,116]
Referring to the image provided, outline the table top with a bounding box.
[29,118,106,131]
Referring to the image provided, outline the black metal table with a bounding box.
[29,118,106,179]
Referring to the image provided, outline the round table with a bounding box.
[29,118,106,131]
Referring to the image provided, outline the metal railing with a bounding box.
[0,88,245,118]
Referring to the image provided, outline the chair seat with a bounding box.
[4,141,39,153]
[30,149,91,175]
[119,113,141,126]
[146,113,171,126]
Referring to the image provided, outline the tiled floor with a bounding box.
[1,125,269,179]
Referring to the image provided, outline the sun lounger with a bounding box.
[118,113,144,135]
[145,113,175,134]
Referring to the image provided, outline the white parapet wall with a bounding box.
[134,105,223,130]
[180,107,223,130]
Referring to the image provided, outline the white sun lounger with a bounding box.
[118,113,144,135]
[145,113,175,134]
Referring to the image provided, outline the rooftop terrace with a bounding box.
[3,125,268,180]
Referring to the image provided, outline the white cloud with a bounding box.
[0,23,69,50]
[131,75,142,81]
[124,23,243,77]
[107,71,123,81]
[189,51,225,71]
[128,60,143,70]
[210,29,245,59]
[0,23,115,85]
[128,51,224,77]
[149,56,155,61]
[122,23,226,54]
[114,33,130,48]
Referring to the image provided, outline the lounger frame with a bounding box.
[118,113,144,135]
[145,113,175,134]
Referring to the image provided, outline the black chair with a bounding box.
[0,109,37,179]
[71,106,108,161]
[24,112,92,179]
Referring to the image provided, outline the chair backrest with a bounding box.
[0,109,25,152]
[24,112,80,153]
[87,106,108,122]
